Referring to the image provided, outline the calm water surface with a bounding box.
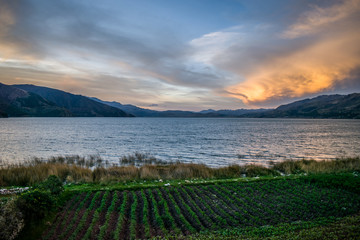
[0,118,359,166]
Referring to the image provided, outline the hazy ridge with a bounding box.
[0,82,359,118]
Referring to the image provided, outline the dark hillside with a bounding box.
[14,84,132,117]
[0,83,72,117]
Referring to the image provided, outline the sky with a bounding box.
[0,0,359,111]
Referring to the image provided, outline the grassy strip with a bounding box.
[62,174,297,193]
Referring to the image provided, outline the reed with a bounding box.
[271,157,360,174]
[1,155,359,187]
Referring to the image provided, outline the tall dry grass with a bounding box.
[271,157,360,174]
[1,155,359,186]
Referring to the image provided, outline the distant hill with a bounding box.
[246,93,360,119]
[92,94,360,119]
[2,82,359,118]
[199,108,270,116]
[14,84,132,117]
[91,98,160,117]
[0,83,72,117]
[91,98,230,117]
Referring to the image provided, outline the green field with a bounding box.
[41,177,360,240]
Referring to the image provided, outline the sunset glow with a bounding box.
[0,0,359,110]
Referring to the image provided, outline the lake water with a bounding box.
[0,118,359,167]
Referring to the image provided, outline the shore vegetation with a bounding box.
[1,154,359,187]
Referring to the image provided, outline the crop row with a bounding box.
[43,179,360,239]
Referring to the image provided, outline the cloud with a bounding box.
[282,0,360,39]
[0,0,227,104]
[1,0,359,110]
[218,0,360,106]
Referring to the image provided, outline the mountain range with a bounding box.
[0,82,359,118]
[0,83,131,117]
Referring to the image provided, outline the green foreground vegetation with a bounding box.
[1,156,360,240]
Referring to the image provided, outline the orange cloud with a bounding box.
[226,0,360,106]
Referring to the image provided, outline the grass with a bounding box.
[1,154,359,187]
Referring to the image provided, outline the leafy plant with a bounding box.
[37,175,64,195]
[16,189,55,221]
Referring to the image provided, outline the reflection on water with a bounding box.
[0,118,359,166]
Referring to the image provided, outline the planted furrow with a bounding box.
[89,191,113,240]
[205,185,249,225]
[42,194,81,240]
[134,191,145,239]
[129,191,138,240]
[223,185,274,216]
[140,190,151,239]
[169,187,204,231]
[177,187,214,229]
[145,189,167,236]
[220,185,270,226]
[103,191,123,240]
[159,187,195,235]
[113,191,129,240]
[192,186,237,227]
[43,192,81,238]
[80,191,110,240]
[114,191,133,240]
[58,192,94,240]
[97,191,119,240]
[152,188,179,234]
[47,192,88,240]
[72,191,104,240]
[66,192,100,240]
[183,186,225,228]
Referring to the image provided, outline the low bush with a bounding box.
[16,189,55,221]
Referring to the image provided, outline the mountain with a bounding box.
[0,83,72,117]
[93,94,360,119]
[14,85,132,117]
[199,108,271,116]
[91,97,159,117]
[91,98,229,117]
[3,83,359,118]
[246,93,360,119]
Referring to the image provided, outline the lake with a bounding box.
[0,118,359,167]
